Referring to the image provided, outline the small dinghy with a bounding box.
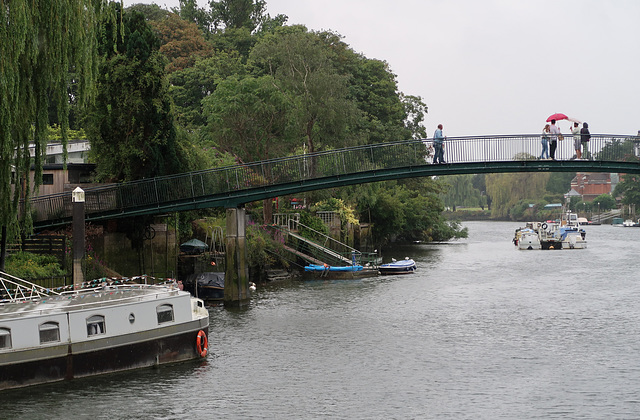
[378,258,417,275]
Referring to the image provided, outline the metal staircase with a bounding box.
[268,214,378,267]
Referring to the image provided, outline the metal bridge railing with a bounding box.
[25,134,640,225]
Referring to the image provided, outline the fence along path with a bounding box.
[26,134,640,227]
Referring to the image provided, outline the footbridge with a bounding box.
[28,133,640,229]
[25,133,640,302]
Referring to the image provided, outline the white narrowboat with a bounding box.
[0,272,209,390]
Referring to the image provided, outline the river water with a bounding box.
[4,221,640,419]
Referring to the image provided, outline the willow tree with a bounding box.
[0,0,113,269]
[486,172,550,219]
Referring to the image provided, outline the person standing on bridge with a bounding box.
[581,122,591,160]
[540,124,550,159]
[549,119,561,160]
[433,124,446,164]
[572,122,582,159]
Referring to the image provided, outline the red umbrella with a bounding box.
[546,113,568,122]
[546,113,581,123]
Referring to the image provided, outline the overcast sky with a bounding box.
[123,0,639,137]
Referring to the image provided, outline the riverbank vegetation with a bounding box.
[3,252,66,280]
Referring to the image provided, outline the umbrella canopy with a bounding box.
[180,238,209,254]
[546,113,581,123]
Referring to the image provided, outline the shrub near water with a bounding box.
[4,252,65,280]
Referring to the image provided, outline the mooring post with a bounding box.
[224,206,250,305]
[72,187,85,289]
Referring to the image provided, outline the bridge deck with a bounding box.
[25,134,640,228]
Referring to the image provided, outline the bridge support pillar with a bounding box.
[224,206,250,306]
[72,187,85,290]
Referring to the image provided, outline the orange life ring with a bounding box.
[196,330,208,357]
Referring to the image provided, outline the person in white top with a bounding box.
[571,122,582,159]
[549,119,561,160]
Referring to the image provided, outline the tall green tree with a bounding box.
[168,52,246,128]
[614,175,640,208]
[592,193,616,211]
[346,55,411,143]
[210,0,262,31]
[178,0,213,35]
[125,2,169,21]
[0,0,113,269]
[203,74,292,222]
[320,29,423,143]
[250,26,358,154]
[546,172,575,195]
[203,75,291,162]
[209,0,285,32]
[401,94,428,140]
[88,9,189,182]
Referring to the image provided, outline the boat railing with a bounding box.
[0,271,63,303]
[0,273,181,305]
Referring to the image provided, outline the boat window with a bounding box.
[39,322,60,344]
[86,315,106,336]
[156,304,174,324]
[0,328,11,349]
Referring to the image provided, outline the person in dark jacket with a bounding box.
[580,122,591,160]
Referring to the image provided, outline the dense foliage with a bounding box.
[88,9,197,181]
[246,223,288,276]
[4,252,65,280]
[0,0,116,269]
[614,175,640,209]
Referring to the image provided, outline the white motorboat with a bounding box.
[378,258,417,275]
[0,272,209,390]
[513,224,541,250]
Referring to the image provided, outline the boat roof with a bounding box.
[0,283,184,319]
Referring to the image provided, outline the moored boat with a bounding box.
[378,258,417,275]
[183,271,225,301]
[513,225,541,250]
[0,272,209,391]
[304,264,363,272]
